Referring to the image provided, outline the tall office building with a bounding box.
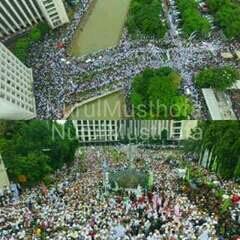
[0,42,36,120]
[74,120,198,143]
[0,0,69,40]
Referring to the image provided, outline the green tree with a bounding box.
[176,0,211,38]
[127,0,167,38]
[30,26,42,42]
[11,153,52,185]
[185,121,240,179]
[14,37,30,62]
[195,67,240,90]
[12,22,49,63]
[207,0,240,39]
[130,67,192,119]
[0,120,78,186]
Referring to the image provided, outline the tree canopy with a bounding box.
[0,121,78,186]
[126,0,167,38]
[195,66,240,90]
[184,121,240,179]
[13,23,49,63]
[207,0,240,39]
[176,0,211,37]
[130,67,192,119]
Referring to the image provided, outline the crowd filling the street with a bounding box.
[0,146,240,239]
[1,0,240,239]
[21,0,240,119]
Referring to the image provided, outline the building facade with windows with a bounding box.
[0,0,69,40]
[74,120,198,143]
[74,120,120,143]
[119,120,198,141]
[0,42,36,120]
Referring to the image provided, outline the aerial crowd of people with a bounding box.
[0,146,239,239]
[25,0,240,119]
[228,90,240,119]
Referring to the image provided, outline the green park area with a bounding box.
[69,91,126,120]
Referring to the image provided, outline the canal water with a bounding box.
[69,0,131,57]
[69,91,126,119]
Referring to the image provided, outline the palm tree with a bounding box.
[186,121,240,179]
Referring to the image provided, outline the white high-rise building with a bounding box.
[0,0,69,40]
[0,42,36,120]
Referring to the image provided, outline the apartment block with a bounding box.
[0,42,36,120]
[0,0,69,40]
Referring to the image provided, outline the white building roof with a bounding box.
[202,88,237,120]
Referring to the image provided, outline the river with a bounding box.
[69,0,131,57]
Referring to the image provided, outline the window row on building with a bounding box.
[0,0,69,40]
[0,42,36,119]
[74,120,198,143]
